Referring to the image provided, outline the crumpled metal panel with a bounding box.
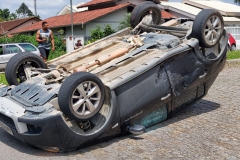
[11,82,61,107]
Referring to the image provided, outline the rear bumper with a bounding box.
[0,97,77,150]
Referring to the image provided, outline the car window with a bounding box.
[18,44,37,52]
[5,45,21,54]
[0,46,3,55]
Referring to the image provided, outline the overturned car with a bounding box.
[0,2,227,152]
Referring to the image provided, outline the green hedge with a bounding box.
[227,50,240,60]
[0,74,7,85]
[0,34,66,60]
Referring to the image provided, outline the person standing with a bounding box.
[36,21,55,62]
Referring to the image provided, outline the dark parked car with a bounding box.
[0,1,227,152]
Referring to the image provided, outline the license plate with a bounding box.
[0,121,13,135]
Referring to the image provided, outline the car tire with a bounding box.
[58,72,105,121]
[5,52,47,86]
[192,9,224,48]
[130,1,162,28]
[231,44,236,51]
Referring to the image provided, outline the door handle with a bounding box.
[199,72,207,79]
[161,93,171,101]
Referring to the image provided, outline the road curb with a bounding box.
[226,59,240,67]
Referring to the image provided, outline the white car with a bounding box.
[0,43,40,71]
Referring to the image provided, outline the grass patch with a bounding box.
[0,73,8,85]
[227,50,240,60]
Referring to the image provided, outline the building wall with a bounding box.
[65,25,85,38]
[85,8,128,36]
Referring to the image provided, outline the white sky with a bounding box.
[0,0,236,20]
[0,0,89,19]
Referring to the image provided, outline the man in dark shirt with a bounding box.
[74,40,82,50]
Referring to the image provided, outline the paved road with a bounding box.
[0,64,239,160]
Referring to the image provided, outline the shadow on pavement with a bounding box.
[0,99,220,157]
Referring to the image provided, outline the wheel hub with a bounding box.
[71,81,102,117]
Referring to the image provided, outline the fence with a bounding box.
[225,27,240,49]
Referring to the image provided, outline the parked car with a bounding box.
[228,33,236,51]
[0,2,227,152]
[0,43,40,71]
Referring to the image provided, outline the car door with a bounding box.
[164,49,206,115]
[116,63,172,125]
[4,44,22,65]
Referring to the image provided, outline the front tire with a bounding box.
[5,52,47,86]
[58,72,105,121]
[192,9,224,48]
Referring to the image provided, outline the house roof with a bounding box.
[78,0,113,8]
[159,2,240,22]
[183,0,240,17]
[162,10,175,19]
[0,17,41,35]
[223,17,240,22]
[13,3,131,34]
[159,2,201,19]
[57,4,88,16]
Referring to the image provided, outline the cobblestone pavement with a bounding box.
[0,64,239,160]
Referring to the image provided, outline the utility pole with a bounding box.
[34,0,37,16]
[70,0,74,50]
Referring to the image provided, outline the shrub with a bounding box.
[118,13,131,30]
[88,24,115,44]
[0,34,66,60]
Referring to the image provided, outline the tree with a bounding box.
[9,13,17,20]
[16,3,34,18]
[234,0,240,5]
[118,13,131,30]
[0,9,10,20]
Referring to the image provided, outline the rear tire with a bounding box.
[5,52,47,86]
[130,1,162,28]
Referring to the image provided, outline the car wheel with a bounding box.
[130,1,162,28]
[231,44,236,51]
[5,52,47,86]
[192,9,224,48]
[58,72,105,121]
